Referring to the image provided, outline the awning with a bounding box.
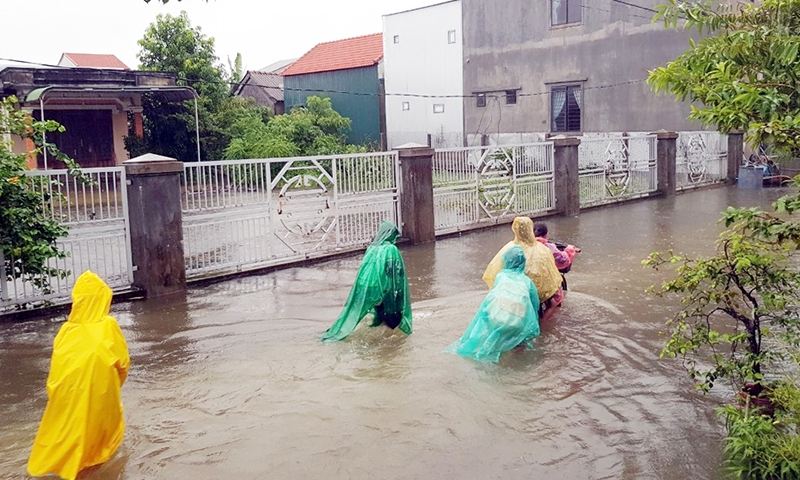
[25,85,197,104]
[30,84,202,165]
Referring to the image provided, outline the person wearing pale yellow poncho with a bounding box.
[27,271,130,480]
[483,216,564,322]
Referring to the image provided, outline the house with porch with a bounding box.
[1,60,196,169]
[282,33,385,147]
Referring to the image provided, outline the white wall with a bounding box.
[383,1,463,148]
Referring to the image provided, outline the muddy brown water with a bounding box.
[0,186,790,479]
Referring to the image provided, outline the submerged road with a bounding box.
[0,185,790,479]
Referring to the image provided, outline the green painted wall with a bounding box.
[284,66,381,146]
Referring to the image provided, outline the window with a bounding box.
[401,101,410,111]
[393,35,400,44]
[448,30,456,44]
[433,104,445,114]
[505,90,517,105]
[551,0,581,26]
[476,93,486,108]
[551,84,582,132]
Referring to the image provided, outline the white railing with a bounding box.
[676,131,728,190]
[578,134,658,207]
[432,142,555,235]
[1,167,134,310]
[181,152,400,278]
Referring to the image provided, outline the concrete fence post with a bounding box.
[396,144,436,245]
[727,131,745,183]
[552,136,581,217]
[124,153,186,298]
[654,130,678,196]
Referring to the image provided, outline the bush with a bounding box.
[0,96,84,294]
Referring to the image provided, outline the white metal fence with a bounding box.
[676,131,728,190]
[1,167,134,310]
[432,142,555,235]
[181,152,400,279]
[578,133,658,207]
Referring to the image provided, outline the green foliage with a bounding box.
[228,53,243,85]
[224,96,366,160]
[645,177,800,478]
[134,11,265,162]
[138,11,228,104]
[0,96,83,293]
[719,377,800,479]
[649,0,800,152]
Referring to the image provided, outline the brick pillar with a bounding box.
[132,109,144,139]
[552,136,581,217]
[124,153,186,297]
[396,145,436,245]
[654,130,678,196]
[727,131,745,183]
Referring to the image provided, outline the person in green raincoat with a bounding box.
[448,245,540,363]
[321,220,412,342]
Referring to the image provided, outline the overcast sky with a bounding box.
[1,0,434,72]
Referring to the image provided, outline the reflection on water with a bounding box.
[0,186,790,479]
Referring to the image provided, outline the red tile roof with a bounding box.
[282,33,383,77]
[60,53,130,70]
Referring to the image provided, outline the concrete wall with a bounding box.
[462,0,702,136]
[383,1,464,148]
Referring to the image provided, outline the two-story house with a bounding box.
[461,0,700,141]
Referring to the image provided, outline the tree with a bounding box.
[648,0,800,153]
[138,11,229,104]
[644,187,800,478]
[224,96,364,160]
[0,96,83,295]
[228,53,243,85]
[648,4,800,475]
[135,11,234,161]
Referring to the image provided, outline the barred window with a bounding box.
[551,85,582,132]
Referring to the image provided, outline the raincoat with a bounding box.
[449,246,540,363]
[483,216,563,303]
[28,271,130,480]
[321,221,412,342]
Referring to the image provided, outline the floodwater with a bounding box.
[0,186,791,479]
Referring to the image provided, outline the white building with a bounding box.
[383,1,463,149]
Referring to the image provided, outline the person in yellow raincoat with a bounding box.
[482,216,563,322]
[28,270,130,480]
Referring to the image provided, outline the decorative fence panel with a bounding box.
[1,167,134,310]
[432,142,555,235]
[676,131,728,190]
[578,134,658,207]
[181,152,400,279]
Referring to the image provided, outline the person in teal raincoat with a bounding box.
[321,220,412,342]
[448,245,540,362]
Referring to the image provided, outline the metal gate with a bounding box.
[432,142,556,235]
[181,152,401,279]
[1,167,134,311]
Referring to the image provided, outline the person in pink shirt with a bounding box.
[533,222,580,303]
